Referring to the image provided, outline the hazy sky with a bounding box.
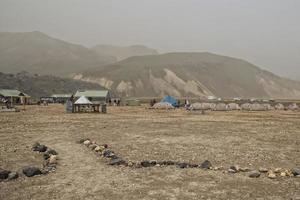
[0,0,299,80]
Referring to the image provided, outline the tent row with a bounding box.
[188,102,299,111]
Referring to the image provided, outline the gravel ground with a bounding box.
[0,104,300,200]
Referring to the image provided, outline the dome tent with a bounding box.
[161,96,177,107]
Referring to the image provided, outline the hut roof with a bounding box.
[51,94,72,98]
[74,90,109,98]
[74,96,93,105]
[0,89,30,97]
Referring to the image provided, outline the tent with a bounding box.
[74,96,93,105]
[161,96,177,107]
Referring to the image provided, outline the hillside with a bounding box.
[0,71,105,98]
[0,31,115,76]
[73,52,300,99]
[92,44,159,61]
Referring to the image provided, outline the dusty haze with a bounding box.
[0,0,299,80]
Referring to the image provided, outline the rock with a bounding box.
[200,160,212,169]
[49,155,57,165]
[128,161,134,167]
[296,175,300,178]
[0,169,11,180]
[267,171,277,179]
[177,163,189,169]
[140,161,152,167]
[94,146,104,152]
[259,168,268,173]
[249,171,261,178]
[7,172,19,180]
[43,153,50,160]
[33,144,47,152]
[109,158,126,166]
[102,149,115,158]
[189,164,199,168]
[280,172,287,177]
[274,168,282,173]
[46,149,58,155]
[228,169,237,173]
[32,142,40,150]
[23,167,42,177]
[83,140,91,146]
[79,138,89,144]
[291,168,300,176]
[240,167,251,172]
[88,144,98,150]
[43,164,56,172]
[230,165,240,172]
[103,144,108,148]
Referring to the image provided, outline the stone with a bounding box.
[88,144,98,150]
[103,144,108,148]
[189,164,199,168]
[32,143,47,152]
[240,167,251,172]
[94,146,104,152]
[43,153,50,160]
[280,172,287,177]
[128,161,134,167]
[43,164,56,172]
[291,168,300,176]
[49,155,57,165]
[249,171,261,178]
[23,167,42,177]
[0,169,11,180]
[7,172,19,180]
[274,168,282,173]
[83,140,91,146]
[228,169,237,173]
[140,161,152,167]
[79,138,89,144]
[32,142,40,150]
[109,158,126,166]
[46,149,58,155]
[259,168,268,173]
[177,163,189,169]
[296,175,300,178]
[200,160,212,169]
[229,166,239,173]
[267,171,277,179]
[102,149,115,158]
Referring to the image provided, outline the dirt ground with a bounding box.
[0,105,300,200]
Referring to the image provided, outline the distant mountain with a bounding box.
[92,44,159,61]
[73,52,300,99]
[0,31,115,76]
[0,71,105,98]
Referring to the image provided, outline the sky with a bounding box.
[0,0,299,80]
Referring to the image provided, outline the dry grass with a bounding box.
[0,105,300,200]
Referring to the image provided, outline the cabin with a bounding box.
[0,89,30,105]
[74,90,110,104]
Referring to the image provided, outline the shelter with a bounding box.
[161,96,177,107]
[275,103,285,110]
[227,103,241,110]
[73,96,100,113]
[250,103,267,111]
[241,103,251,111]
[51,94,72,103]
[74,90,110,104]
[0,89,30,105]
[214,103,228,111]
[189,102,212,111]
[120,98,141,106]
[288,103,299,111]
[152,102,174,109]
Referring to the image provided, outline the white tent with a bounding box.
[74,96,93,105]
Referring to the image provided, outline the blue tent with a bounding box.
[161,95,177,107]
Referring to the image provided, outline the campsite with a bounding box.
[1,104,300,199]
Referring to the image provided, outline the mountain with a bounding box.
[73,52,300,99]
[0,31,115,76]
[92,44,159,61]
[0,71,105,98]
